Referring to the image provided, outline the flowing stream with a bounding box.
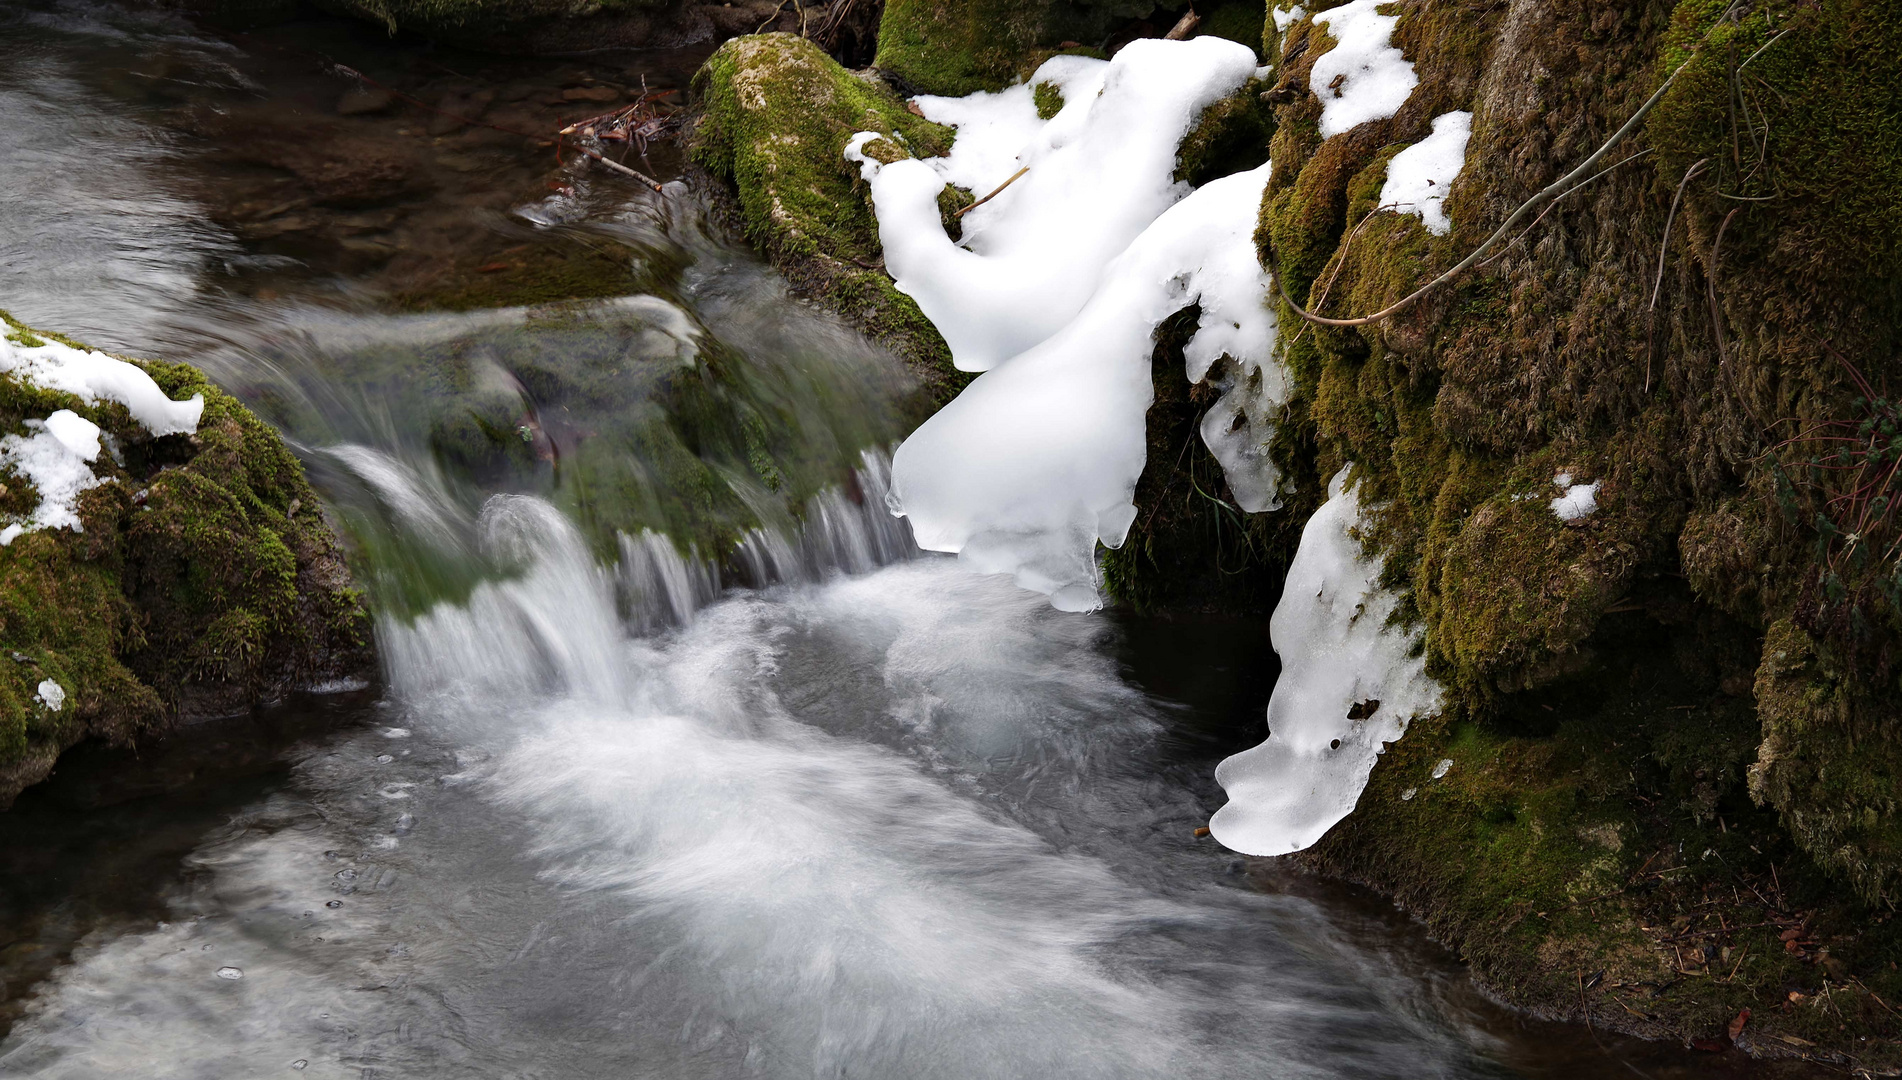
[0,4,1802,1077]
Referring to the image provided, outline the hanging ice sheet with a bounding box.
[1209,469,1442,856]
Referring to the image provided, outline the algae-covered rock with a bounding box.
[0,313,369,806]
[1247,0,1902,1043]
[689,34,964,399]
[1751,618,1902,903]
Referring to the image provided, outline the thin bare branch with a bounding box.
[1271,47,1702,328]
[1652,158,1709,311]
[954,166,1029,218]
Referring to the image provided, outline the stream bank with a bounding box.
[0,0,1895,1073]
[682,0,1902,1069]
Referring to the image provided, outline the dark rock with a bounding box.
[337,87,396,116]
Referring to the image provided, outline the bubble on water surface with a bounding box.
[376,754,394,764]
[215,966,242,980]
[290,1061,308,1071]
[325,900,343,909]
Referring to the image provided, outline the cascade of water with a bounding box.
[730,448,917,590]
[617,529,721,633]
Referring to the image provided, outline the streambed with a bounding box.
[0,4,1823,1077]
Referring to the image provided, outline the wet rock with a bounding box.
[337,87,395,116]
[561,86,622,104]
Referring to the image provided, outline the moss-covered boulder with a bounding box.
[0,313,370,807]
[689,33,964,400]
[1247,0,1901,1055]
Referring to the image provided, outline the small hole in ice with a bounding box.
[216,966,243,980]
[1329,738,1342,750]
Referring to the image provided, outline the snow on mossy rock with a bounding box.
[689,34,964,400]
[0,312,370,807]
[1250,0,1902,1019]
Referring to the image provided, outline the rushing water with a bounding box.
[0,4,1818,1078]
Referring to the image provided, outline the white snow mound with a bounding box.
[1551,480,1601,521]
[1,326,203,436]
[1309,0,1419,137]
[847,37,1261,372]
[887,163,1283,612]
[1377,110,1471,235]
[1209,468,1442,856]
[0,325,205,544]
[0,410,105,545]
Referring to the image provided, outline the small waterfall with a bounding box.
[617,529,721,634]
[619,449,920,632]
[731,448,916,590]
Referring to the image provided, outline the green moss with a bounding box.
[1173,79,1275,187]
[1032,80,1064,121]
[1649,0,1902,351]
[0,311,369,804]
[691,34,966,401]
[1193,0,1267,57]
[396,239,649,313]
[1303,606,1901,1062]
[873,0,1128,96]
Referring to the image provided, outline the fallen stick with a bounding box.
[1165,9,1202,39]
[954,166,1029,218]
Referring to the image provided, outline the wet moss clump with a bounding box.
[0,313,370,806]
[873,0,1128,96]
[689,34,967,402]
[1174,78,1275,188]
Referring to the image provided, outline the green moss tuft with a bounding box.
[873,0,1132,96]
[1032,80,1064,120]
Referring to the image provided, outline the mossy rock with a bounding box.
[688,33,965,401]
[0,313,370,806]
[1250,0,1901,911]
[1302,601,1901,1063]
[873,0,1136,96]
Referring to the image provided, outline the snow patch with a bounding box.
[886,164,1282,611]
[0,410,106,543]
[1272,3,1306,31]
[1551,480,1601,521]
[1209,468,1442,856]
[849,37,1261,372]
[1,327,203,436]
[1308,0,1418,137]
[1377,110,1471,235]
